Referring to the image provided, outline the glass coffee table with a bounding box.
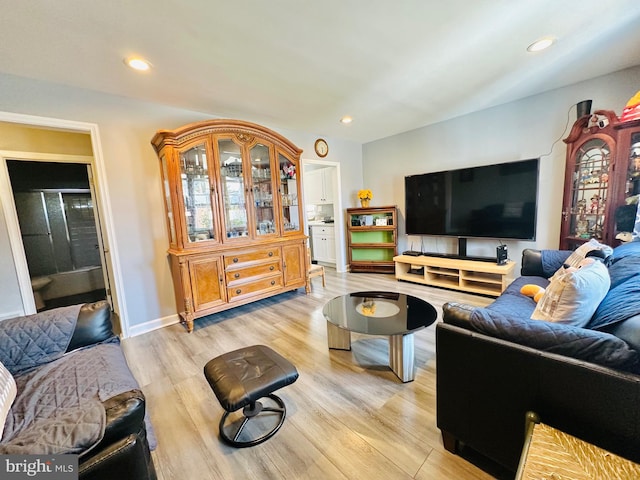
[322,291,437,382]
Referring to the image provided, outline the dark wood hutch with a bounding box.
[560,110,640,250]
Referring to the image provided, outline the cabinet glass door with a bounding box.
[278,153,300,232]
[218,138,248,239]
[569,138,611,241]
[250,143,276,236]
[179,144,215,243]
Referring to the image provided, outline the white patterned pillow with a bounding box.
[0,361,17,441]
[563,239,612,268]
[531,260,610,327]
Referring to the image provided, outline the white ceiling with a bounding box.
[2,0,640,143]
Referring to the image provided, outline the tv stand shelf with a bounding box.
[393,255,515,296]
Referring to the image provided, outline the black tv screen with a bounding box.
[405,158,539,240]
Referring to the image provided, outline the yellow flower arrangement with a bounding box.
[358,189,373,200]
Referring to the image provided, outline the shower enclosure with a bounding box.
[8,161,107,311]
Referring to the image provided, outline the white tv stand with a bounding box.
[393,254,515,297]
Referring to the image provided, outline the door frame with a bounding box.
[0,111,128,337]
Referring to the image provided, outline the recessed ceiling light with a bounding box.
[340,116,353,124]
[527,37,555,52]
[125,57,152,71]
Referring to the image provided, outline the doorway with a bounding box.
[7,160,109,311]
[0,112,126,336]
[302,159,347,272]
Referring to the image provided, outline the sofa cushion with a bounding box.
[540,250,572,278]
[0,304,81,375]
[609,240,640,262]
[601,315,640,353]
[607,255,640,289]
[67,300,114,353]
[483,276,548,320]
[468,309,640,373]
[531,260,610,326]
[0,362,16,441]
[588,273,640,330]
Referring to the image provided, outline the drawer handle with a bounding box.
[270,280,275,286]
[269,266,274,271]
[236,289,242,294]
[234,273,240,278]
[233,257,239,263]
[268,251,273,257]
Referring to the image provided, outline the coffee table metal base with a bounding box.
[326,321,416,382]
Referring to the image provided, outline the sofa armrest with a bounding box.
[442,302,476,329]
[67,301,115,352]
[95,390,147,451]
[520,248,544,277]
[79,429,156,480]
[436,322,640,472]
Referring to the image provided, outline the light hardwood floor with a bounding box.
[122,269,499,480]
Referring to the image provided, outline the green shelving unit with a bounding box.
[346,205,397,273]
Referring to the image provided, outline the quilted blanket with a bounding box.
[0,340,141,455]
[469,275,640,373]
[0,304,81,375]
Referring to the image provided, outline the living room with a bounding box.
[1,2,640,479]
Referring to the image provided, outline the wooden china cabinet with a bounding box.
[560,110,640,250]
[151,119,308,332]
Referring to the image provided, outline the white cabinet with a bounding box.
[305,168,334,204]
[310,225,336,263]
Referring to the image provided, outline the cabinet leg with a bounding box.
[441,430,459,453]
[180,313,195,333]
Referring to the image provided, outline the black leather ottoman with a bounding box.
[203,345,299,447]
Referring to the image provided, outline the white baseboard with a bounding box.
[0,311,23,321]
[126,313,180,338]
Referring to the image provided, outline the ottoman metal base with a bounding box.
[219,394,286,448]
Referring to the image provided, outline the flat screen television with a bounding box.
[405,158,539,241]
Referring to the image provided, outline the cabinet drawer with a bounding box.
[225,260,282,283]
[224,248,280,267]
[312,226,334,236]
[227,275,283,301]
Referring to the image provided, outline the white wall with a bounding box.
[363,65,640,269]
[0,73,363,332]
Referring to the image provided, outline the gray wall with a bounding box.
[0,72,363,332]
[362,65,640,268]
[0,66,637,331]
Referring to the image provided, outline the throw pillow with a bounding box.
[531,260,610,327]
[563,239,613,269]
[0,361,17,441]
[588,273,640,330]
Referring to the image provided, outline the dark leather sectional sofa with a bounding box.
[436,243,640,474]
[0,301,156,480]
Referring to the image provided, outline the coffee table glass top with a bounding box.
[322,291,437,336]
